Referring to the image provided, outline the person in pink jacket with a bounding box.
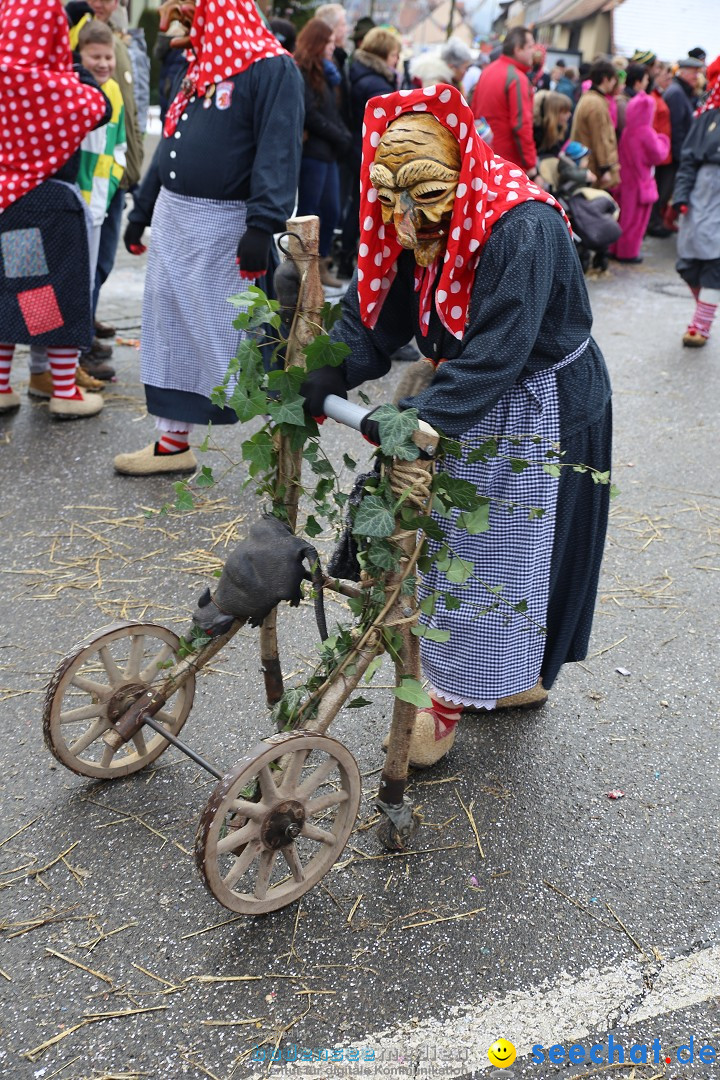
[610,92,670,262]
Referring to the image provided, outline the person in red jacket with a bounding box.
[471,26,540,180]
[647,62,674,236]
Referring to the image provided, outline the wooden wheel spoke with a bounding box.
[281,843,305,883]
[125,634,146,680]
[217,821,257,854]
[257,765,279,803]
[70,674,109,697]
[223,839,261,889]
[254,850,277,899]
[296,756,337,799]
[139,644,174,684]
[229,799,266,823]
[278,748,310,794]
[305,790,348,816]
[68,717,110,755]
[60,701,106,725]
[300,822,336,846]
[131,729,148,757]
[100,742,117,770]
[99,645,125,685]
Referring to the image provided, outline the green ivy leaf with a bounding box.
[419,593,437,616]
[228,381,268,423]
[446,557,474,585]
[542,463,562,478]
[242,431,275,475]
[509,457,532,473]
[195,465,215,490]
[173,482,194,511]
[366,539,399,572]
[433,473,479,511]
[467,438,499,464]
[342,453,357,470]
[393,678,432,708]
[371,404,421,460]
[444,592,462,610]
[346,696,372,709]
[411,624,452,643]
[268,395,306,427]
[457,500,490,535]
[352,495,395,538]
[304,515,322,538]
[303,335,350,372]
[364,655,384,684]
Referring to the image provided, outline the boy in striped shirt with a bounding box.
[76,20,127,278]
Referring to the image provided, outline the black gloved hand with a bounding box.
[299,365,348,421]
[124,220,147,255]
[360,407,381,446]
[236,226,271,278]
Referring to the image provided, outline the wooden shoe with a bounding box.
[381,709,458,769]
[683,329,708,347]
[0,389,21,413]
[114,442,197,476]
[49,390,104,419]
[463,679,548,715]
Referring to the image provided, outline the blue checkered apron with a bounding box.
[418,339,590,706]
[140,187,248,399]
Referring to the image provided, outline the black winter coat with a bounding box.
[301,72,351,163]
[348,52,397,163]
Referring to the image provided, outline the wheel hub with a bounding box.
[260,800,305,850]
[106,682,148,723]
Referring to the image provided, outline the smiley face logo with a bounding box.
[488,1039,517,1068]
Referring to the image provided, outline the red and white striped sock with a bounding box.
[689,289,720,338]
[48,348,80,399]
[0,343,15,394]
[156,430,190,454]
[429,693,462,739]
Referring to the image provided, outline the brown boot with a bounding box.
[319,257,342,288]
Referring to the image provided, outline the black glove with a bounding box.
[124,220,147,255]
[236,226,271,277]
[299,365,347,420]
[359,407,381,446]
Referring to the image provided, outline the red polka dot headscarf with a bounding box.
[357,84,570,340]
[695,54,720,115]
[0,0,109,211]
[163,0,288,137]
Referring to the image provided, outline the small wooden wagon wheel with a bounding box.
[196,732,361,914]
[43,622,195,780]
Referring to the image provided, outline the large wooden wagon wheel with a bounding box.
[196,732,361,914]
[43,622,195,780]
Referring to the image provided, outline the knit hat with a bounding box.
[631,49,656,65]
[353,16,375,45]
[563,141,590,163]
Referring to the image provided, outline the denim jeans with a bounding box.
[93,187,126,316]
[296,157,340,257]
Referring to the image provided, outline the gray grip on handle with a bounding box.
[322,395,370,431]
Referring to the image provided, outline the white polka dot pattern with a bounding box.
[163,0,288,137]
[0,0,109,210]
[356,85,570,340]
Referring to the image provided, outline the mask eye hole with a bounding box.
[411,185,454,203]
[374,189,395,206]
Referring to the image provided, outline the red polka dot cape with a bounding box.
[163,0,288,137]
[357,84,570,341]
[0,0,109,211]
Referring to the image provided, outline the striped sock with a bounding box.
[429,694,461,739]
[48,348,80,399]
[0,343,15,393]
[690,300,718,338]
[156,430,190,454]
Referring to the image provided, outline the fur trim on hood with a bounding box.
[351,48,397,84]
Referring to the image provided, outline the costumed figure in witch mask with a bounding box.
[301,85,613,768]
[114,0,304,476]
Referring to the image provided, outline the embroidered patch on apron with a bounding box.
[216,81,233,110]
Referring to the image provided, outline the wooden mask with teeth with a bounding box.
[369,115,461,267]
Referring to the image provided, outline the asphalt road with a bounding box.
[1,233,718,1080]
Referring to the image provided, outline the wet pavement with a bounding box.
[0,233,718,1080]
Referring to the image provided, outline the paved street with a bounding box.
[1,232,718,1080]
